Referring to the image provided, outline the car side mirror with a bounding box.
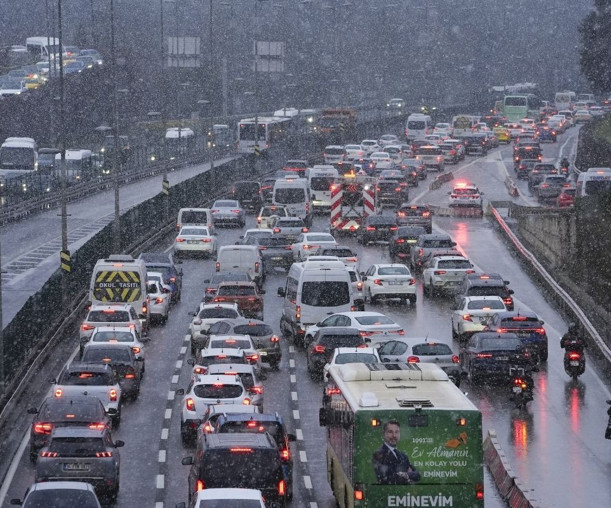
[176,504,186,508]
[277,287,285,297]
[361,276,367,281]
[504,280,510,285]
[181,456,194,466]
[9,499,23,506]
[187,359,195,366]
[509,289,515,295]
[288,433,296,442]
[203,279,210,283]
[27,407,38,415]
[135,357,144,361]
[114,440,125,447]
[49,378,56,384]
[176,388,185,395]
[259,289,266,295]
[189,311,196,317]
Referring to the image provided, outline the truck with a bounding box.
[89,254,150,332]
[329,173,378,236]
[318,108,357,143]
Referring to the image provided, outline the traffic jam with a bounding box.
[10,107,598,507]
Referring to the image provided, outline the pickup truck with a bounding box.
[213,281,265,320]
[410,233,459,272]
[51,363,122,426]
[422,255,475,296]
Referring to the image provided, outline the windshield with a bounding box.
[180,211,209,224]
[0,146,35,169]
[335,353,378,364]
[199,308,239,319]
[193,384,243,398]
[311,176,334,191]
[412,343,453,355]
[23,490,101,507]
[467,299,505,310]
[274,188,306,204]
[87,311,130,323]
[233,324,273,336]
[408,121,425,130]
[92,331,134,342]
[82,348,131,363]
[301,281,350,306]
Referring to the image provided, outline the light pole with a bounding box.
[110,0,121,252]
[198,99,213,173]
[160,0,169,222]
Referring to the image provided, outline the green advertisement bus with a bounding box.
[503,94,542,123]
[320,363,484,508]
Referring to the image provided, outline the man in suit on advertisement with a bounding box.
[372,419,421,484]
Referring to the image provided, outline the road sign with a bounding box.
[60,250,71,273]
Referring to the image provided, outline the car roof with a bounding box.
[334,346,378,355]
[194,374,244,385]
[208,363,256,375]
[26,482,97,492]
[204,432,276,449]
[200,348,245,357]
[218,412,285,424]
[91,326,137,334]
[66,362,113,373]
[495,310,540,320]
[217,281,257,287]
[471,331,522,341]
[194,488,265,501]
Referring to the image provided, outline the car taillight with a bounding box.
[175,238,185,243]
[278,479,286,496]
[131,346,141,354]
[196,479,205,491]
[201,238,212,243]
[452,355,460,364]
[296,305,301,321]
[124,371,136,379]
[155,297,164,304]
[186,398,196,411]
[109,389,118,402]
[89,422,107,430]
[568,352,581,361]
[34,422,54,434]
[356,282,363,290]
[462,314,473,321]
[194,365,208,375]
[536,328,546,334]
[407,356,420,363]
[409,278,416,285]
[81,323,95,331]
[242,398,252,405]
[247,354,259,363]
[366,226,376,231]
[249,386,264,395]
[281,448,290,461]
[302,227,309,232]
[96,451,113,458]
[284,245,293,250]
[255,261,260,273]
[270,335,280,343]
[359,331,375,337]
[503,297,513,306]
[215,262,220,271]
[54,388,62,398]
[373,279,383,285]
[41,451,58,457]
[434,270,446,275]
[142,304,148,314]
[314,345,326,353]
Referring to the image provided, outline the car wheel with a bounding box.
[467,368,479,385]
[181,423,194,448]
[368,289,377,304]
[161,314,168,325]
[113,413,121,429]
[451,326,458,340]
[29,446,38,464]
[539,349,548,362]
[409,295,417,306]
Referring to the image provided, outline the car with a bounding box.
[516,158,541,180]
[27,395,111,463]
[190,348,249,378]
[64,60,86,74]
[439,142,460,164]
[305,327,366,379]
[189,302,243,354]
[486,311,548,362]
[448,182,483,208]
[456,272,515,311]
[360,139,380,155]
[493,126,511,143]
[460,332,533,383]
[378,134,400,147]
[383,145,404,164]
[323,145,346,164]
[357,215,398,245]
[377,339,461,386]
[80,343,143,400]
[353,156,376,175]
[362,263,417,305]
[450,296,507,344]
[292,232,337,261]
[443,139,466,160]
[146,278,171,324]
[376,174,409,208]
[323,346,380,380]
[76,55,95,69]
[269,216,308,240]
[244,234,294,273]
[79,303,143,341]
[556,186,576,207]
[232,180,263,212]
[389,225,427,263]
[174,225,217,258]
[537,125,557,143]
[347,266,365,311]
[484,131,499,148]
[80,49,103,65]
[138,252,183,303]
[10,481,103,508]
[35,428,124,502]
[304,311,404,345]
[181,433,288,505]
[589,105,605,117]
[433,122,453,137]
[178,374,251,445]
[536,174,569,201]
[574,109,592,123]
[422,255,475,296]
[528,163,558,190]
[204,318,281,369]
[212,281,265,320]
[370,151,394,170]
[506,123,523,138]
[387,98,405,109]
[207,363,265,408]
[197,404,261,436]
[237,228,273,245]
[256,204,289,229]
[282,159,308,177]
[462,134,488,155]
[415,145,445,171]
[410,233,458,271]
[216,244,265,289]
[51,363,121,427]
[211,412,296,496]
[260,176,277,202]
[344,144,365,160]
[206,334,261,370]
[317,245,358,268]
[395,203,431,230]
[210,199,246,228]
[423,134,443,145]
[202,272,251,303]
[81,325,147,362]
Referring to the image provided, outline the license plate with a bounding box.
[497,356,508,361]
[512,386,522,394]
[259,351,267,356]
[570,360,579,366]
[388,281,402,285]
[272,256,283,261]
[63,463,90,471]
[187,240,199,244]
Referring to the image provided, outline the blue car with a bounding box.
[537,125,557,143]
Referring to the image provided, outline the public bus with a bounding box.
[575,167,611,197]
[165,127,195,159]
[555,91,576,111]
[0,137,38,178]
[237,116,291,154]
[320,363,484,508]
[503,94,542,123]
[55,149,93,181]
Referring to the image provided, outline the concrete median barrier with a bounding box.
[429,170,454,190]
[505,176,520,197]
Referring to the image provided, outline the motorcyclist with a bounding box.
[560,157,570,169]
[560,323,587,351]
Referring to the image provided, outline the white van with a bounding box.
[277,259,354,344]
[575,167,611,197]
[307,165,338,213]
[176,207,213,233]
[405,113,432,141]
[272,177,312,227]
[323,145,346,164]
[215,245,264,288]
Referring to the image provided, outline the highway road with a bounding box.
[2,125,610,508]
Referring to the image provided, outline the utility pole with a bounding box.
[111,0,121,252]
[160,0,169,222]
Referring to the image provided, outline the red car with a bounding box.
[556,186,576,207]
[213,282,265,320]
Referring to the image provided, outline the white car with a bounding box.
[256,205,289,229]
[574,110,592,123]
[188,489,265,508]
[146,278,171,324]
[361,139,380,155]
[383,145,404,163]
[378,134,400,147]
[83,326,147,361]
[316,245,358,268]
[422,256,475,296]
[370,152,394,170]
[347,266,365,311]
[362,264,417,305]
[305,311,404,345]
[207,334,262,375]
[174,226,217,258]
[451,295,507,343]
[589,106,605,117]
[448,183,483,208]
[178,374,250,445]
[433,123,453,137]
[424,134,443,145]
[269,216,308,239]
[292,232,337,261]
[323,346,381,381]
[189,303,243,354]
[79,303,143,341]
[207,363,264,408]
[344,144,365,160]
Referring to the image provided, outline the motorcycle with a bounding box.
[606,400,611,440]
[509,366,534,409]
[562,339,586,379]
[559,159,570,176]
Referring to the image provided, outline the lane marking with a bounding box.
[180,346,187,355]
[289,359,295,368]
[171,375,179,385]
[0,430,29,504]
[155,503,164,508]
[158,450,166,463]
[300,450,308,462]
[289,345,295,353]
[175,360,183,369]
[164,409,172,419]
[156,474,165,489]
[290,374,296,383]
[296,428,304,440]
[161,428,169,440]
[304,475,312,489]
[184,335,190,342]
[293,409,300,420]
[291,391,298,401]
[311,503,318,508]
[167,391,175,401]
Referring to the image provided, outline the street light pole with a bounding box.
[111,0,121,252]
[160,0,169,222]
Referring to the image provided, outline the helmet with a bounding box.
[568,323,578,334]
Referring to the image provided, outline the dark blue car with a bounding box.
[486,311,548,362]
[537,125,557,143]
